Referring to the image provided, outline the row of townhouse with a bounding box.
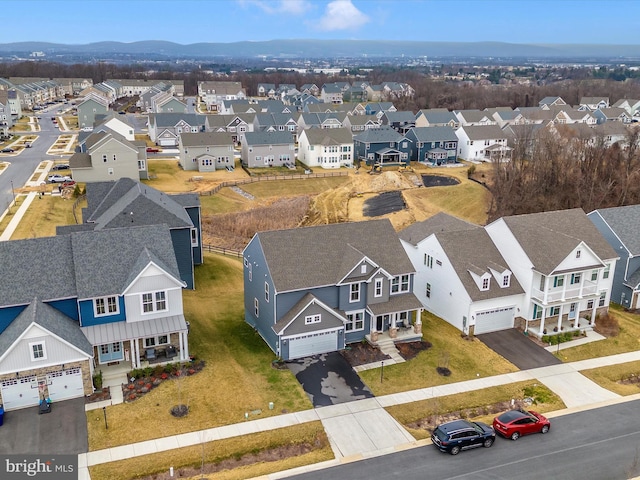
[0,179,202,411]
[252,81,415,104]
[243,207,628,361]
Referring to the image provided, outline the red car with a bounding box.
[493,409,550,440]
[146,147,160,153]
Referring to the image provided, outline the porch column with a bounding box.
[539,309,547,338]
[556,305,563,332]
[591,304,597,327]
[129,339,135,369]
[414,309,423,334]
[133,339,140,369]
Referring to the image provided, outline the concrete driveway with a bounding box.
[287,352,374,407]
[477,328,563,370]
[0,397,88,454]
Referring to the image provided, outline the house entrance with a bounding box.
[376,314,390,332]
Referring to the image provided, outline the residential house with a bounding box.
[364,84,383,102]
[178,132,235,172]
[381,110,416,134]
[405,126,458,165]
[94,112,135,141]
[415,109,459,129]
[300,84,320,96]
[588,205,640,309]
[0,90,12,138]
[147,113,206,147]
[198,81,246,113]
[59,178,203,290]
[612,98,640,117]
[455,125,511,162]
[257,83,276,98]
[579,97,610,111]
[343,114,380,134]
[253,113,299,141]
[296,112,345,131]
[204,113,255,145]
[364,102,396,119]
[242,219,423,360]
[320,84,343,104]
[0,224,190,411]
[538,96,567,108]
[399,213,524,335]
[353,126,412,167]
[485,208,618,337]
[454,109,497,126]
[76,96,109,130]
[70,129,148,182]
[115,78,184,97]
[297,127,353,169]
[381,82,415,100]
[342,86,367,103]
[152,92,188,114]
[592,107,632,124]
[241,131,295,168]
[138,82,174,112]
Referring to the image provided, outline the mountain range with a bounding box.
[1,40,639,60]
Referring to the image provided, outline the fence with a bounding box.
[202,244,243,258]
[199,171,348,196]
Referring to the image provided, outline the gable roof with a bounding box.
[458,124,506,140]
[244,131,294,146]
[0,300,93,360]
[254,219,414,293]
[590,204,640,255]
[300,127,353,145]
[417,109,458,124]
[354,126,406,143]
[498,208,618,275]
[180,131,235,147]
[407,126,458,143]
[399,212,477,246]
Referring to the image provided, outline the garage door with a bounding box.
[159,138,176,147]
[474,306,515,334]
[287,330,339,360]
[47,368,84,402]
[1,376,39,411]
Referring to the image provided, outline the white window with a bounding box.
[304,314,321,325]
[553,276,564,288]
[603,264,610,279]
[587,299,594,309]
[248,263,252,281]
[108,168,114,175]
[571,273,581,285]
[138,160,146,171]
[345,311,364,331]
[30,341,46,361]
[350,283,360,302]
[481,278,489,290]
[265,282,270,302]
[374,278,383,297]
[144,335,168,347]
[391,275,410,294]
[599,291,606,307]
[425,254,433,268]
[502,275,510,287]
[191,228,199,247]
[94,296,119,316]
[360,264,367,274]
[254,297,259,317]
[142,291,167,313]
[591,270,598,281]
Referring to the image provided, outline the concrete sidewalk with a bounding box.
[79,349,640,480]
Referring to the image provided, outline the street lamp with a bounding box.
[10,180,15,207]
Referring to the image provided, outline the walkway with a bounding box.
[78,349,640,480]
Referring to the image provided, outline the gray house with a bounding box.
[405,126,459,165]
[76,96,109,130]
[242,219,423,360]
[148,113,206,147]
[588,205,638,308]
[178,132,236,172]
[241,131,295,168]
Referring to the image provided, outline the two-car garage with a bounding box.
[0,368,85,411]
[473,306,515,334]
[285,329,342,360]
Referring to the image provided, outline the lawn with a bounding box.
[86,253,312,451]
[358,311,519,396]
[0,194,80,240]
[580,361,640,396]
[241,175,349,198]
[386,381,565,440]
[555,305,640,362]
[89,422,332,480]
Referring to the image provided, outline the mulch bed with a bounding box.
[122,360,205,402]
[340,342,390,366]
[395,340,432,360]
[85,387,111,404]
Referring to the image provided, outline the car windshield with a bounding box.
[433,427,449,441]
[471,422,485,433]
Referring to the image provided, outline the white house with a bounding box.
[455,125,511,162]
[297,127,353,169]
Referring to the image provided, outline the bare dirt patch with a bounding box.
[594,312,620,337]
[340,342,390,366]
[395,340,432,360]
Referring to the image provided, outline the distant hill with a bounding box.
[1,39,639,60]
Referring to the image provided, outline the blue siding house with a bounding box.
[405,126,459,165]
[353,126,413,167]
[243,219,423,360]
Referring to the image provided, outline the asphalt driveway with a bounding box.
[0,397,88,454]
[287,352,374,407]
[477,328,563,370]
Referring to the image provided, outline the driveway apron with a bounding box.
[287,352,374,407]
[477,328,563,369]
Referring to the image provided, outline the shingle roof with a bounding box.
[244,131,294,146]
[399,212,477,246]
[417,109,458,125]
[591,204,640,255]
[459,124,506,140]
[255,219,415,293]
[301,127,353,145]
[407,126,458,143]
[500,209,618,275]
[354,126,405,143]
[180,132,235,147]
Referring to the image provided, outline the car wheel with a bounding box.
[450,446,461,455]
[541,425,550,434]
[483,438,494,448]
[510,432,520,441]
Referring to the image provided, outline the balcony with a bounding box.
[532,279,598,304]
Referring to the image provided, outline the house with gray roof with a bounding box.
[198,81,246,113]
[241,131,295,168]
[588,205,640,310]
[58,178,203,290]
[0,224,190,410]
[612,98,640,117]
[243,219,423,360]
[343,113,380,134]
[579,97,610,111]
[204,113,255,145]
[147,113,206,147]
[353,126,412,167]
[415,109,459,129]
[405,126,458,164]
[455,124,511,162]
[297,127,353,169]
[253,113,299,141]
[257,83,276,98]
[539,96,566,108]
[381,110,416,134]
[400,213,524,335]
[320,83,343,104]
[296,112,346,131]
[592,107,633,124]
[178,132,235,172]
[76,96,109,130]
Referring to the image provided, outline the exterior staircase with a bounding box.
[375,337,406,364]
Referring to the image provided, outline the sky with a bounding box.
[2,0,639,46]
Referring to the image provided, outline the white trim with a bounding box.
[122,261,186,295]
[29,341,46,361]
[282,326,343,340]
[93,295,120,317]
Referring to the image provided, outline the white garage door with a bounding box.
[474,306,515,334]
[159,138,176,147]
[287,330,339,359]
[1,376,39,411]
[47,368,84,402]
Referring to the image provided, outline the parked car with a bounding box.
[52,164,70,170]
[80,127,93,132]
[61,180,76,188]
[431,419,495,455]
[1,147,15,153]
[25,142,31,148]
[493,409,550,440]
[146,147,160,153]
[47,174,72,183]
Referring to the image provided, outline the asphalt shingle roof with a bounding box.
[592,205,640,255]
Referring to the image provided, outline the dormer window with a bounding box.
[502,275,510,287]
[481,278,490,290]
[95,296,119,316]
[576,250,581,258]
[360,264,367,274]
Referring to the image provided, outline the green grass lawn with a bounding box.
[580,361,640,396]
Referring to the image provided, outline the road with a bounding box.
[290,399,640,480]
[0,104,69,212]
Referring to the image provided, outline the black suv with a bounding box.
[431,419,495,455]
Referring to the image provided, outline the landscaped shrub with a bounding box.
[523,384,554,405]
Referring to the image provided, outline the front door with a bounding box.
[376,314,390,332]
[569,303,577,320]
[98,342,124,364]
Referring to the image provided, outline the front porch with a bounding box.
[527,316,593,338]
[365,323,423,345]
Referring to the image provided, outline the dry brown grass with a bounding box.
[0,194,81,240]
[202,196,311,249]
[580,361,640,396]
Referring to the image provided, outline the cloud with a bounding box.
[317,0,370,31]
[238,0,309,15]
